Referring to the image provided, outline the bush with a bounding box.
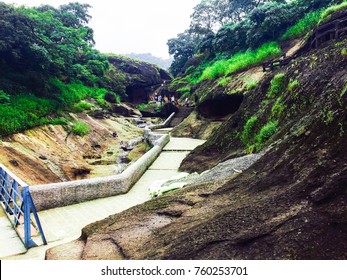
[281,9,323,40]
[267,73,288,98]
[72,121,90,136]
[256,121,278,144]
[51,118,68,126]
[240,116,259,146]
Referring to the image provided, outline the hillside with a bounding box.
[46,6,347,260]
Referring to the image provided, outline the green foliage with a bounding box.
[137,103,151,111]
[218,77,232,87]
[341,48,347,56]
[267,73,288,98]
[72,121,90,136]
[288,80,299,92]
[51,118,68,126]
[243,77,258,90]
[73,101,94,113]
[255,121,278,144]
[271,97,285,118]
[0,94,57,136]
[240,116,259,146]
[320,1,347,22]
[0,90,10,104]
[200,42,281,81]
[281,9,323,40]
[340,83,347,98]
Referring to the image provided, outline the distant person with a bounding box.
[171,96,175,103]
[164,96,169,103]
[185,97,189,107]
[158,95,162,105]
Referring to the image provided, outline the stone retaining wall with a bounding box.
[30,133,170,211]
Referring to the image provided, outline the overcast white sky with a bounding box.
[3,0,201,58]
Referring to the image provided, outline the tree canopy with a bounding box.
[167,0,343,76]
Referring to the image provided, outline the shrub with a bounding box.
[256,121,278,144]
[281,10,323,40]
[267,73,288,98]
[271,97,285,118]
[240,116,259,145]
[72,121,90,136]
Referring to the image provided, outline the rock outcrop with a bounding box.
[108,56,172,104]
[46,24,347,260]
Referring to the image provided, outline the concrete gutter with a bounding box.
[30,132,170,211]
[148,112,175,130]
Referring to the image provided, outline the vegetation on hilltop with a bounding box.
[167,0,346,101]
[0,2,126,136]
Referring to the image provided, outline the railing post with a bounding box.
[23,186,36,248]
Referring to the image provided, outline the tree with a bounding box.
[167,31,200,76]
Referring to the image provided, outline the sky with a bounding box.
[3,0,201,58]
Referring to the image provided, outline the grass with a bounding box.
[72,121,90,136]
[281,10,323,40]
[320,1,347,22]
[73,101,94,113]
[255,121,278,144]
[199,42,281,81]
[288,80,299,92]
[271,97,285,118]
[240,116,259,146]
[267,73,288,98]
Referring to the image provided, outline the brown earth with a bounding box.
[0,113,144,185]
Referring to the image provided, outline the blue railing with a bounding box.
[0,163,47,249]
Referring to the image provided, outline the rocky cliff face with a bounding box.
[108,56,172,104]
[46,26,347,259]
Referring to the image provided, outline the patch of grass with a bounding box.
[73,101,94,113]
[240,116,259,146]
[255,121,278,145]
[200,42,281,81]
[218,77,232,87]
[281,10,323,40]
[51,118,68,126]
[72,121,90,136]
[137,103,151,111]
[320,1,347,23]
[145,199,169,210]
[271,97,285,118]
[267,73,288,98]
[243,77,258,91]
[0,94,58,136]
[288,79,299,93]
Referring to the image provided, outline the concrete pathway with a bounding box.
[2,137,205,260]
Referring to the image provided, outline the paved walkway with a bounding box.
[2,137,205,260]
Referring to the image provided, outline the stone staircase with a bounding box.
[170,107,194,127]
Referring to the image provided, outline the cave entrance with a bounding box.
[126,86,148,104]
[198,94,244,118]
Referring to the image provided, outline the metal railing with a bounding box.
[0,163,47,248]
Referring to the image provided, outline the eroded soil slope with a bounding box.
[0,113,144,185]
